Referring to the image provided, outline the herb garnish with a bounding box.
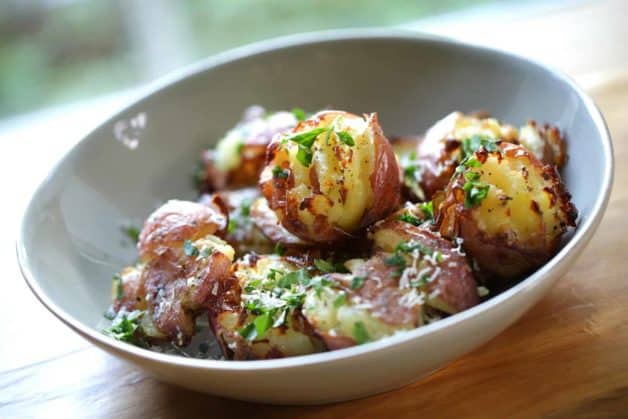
[122,225,140,243]
[274,242,286,256]
[333,292,347,308]
[418,201,434,220]
[353,321,370,344]
[183,240,199,257]
[400,152,425,200]
[272,165,289,179]
[462,170,490,208]
[398,213,422,226]
[350,275,366,289]
[104,310,145,343]
[292,107,307,122]
[461,134,498,160]
[314,259,336,273]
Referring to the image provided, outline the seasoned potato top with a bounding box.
[138,198,228,261]
[260,110,401,242]
[437,142,577,279]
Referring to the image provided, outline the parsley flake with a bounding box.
[398,213,422,226]
[350,275,366,290]
[353,321,370,344]
[183,239,199,257]
[314,259,336,273]
[104,310,144,343]
[336,131,355,146]
[292,107,307,121]
[121,225,140,243]
[272,165,289,179]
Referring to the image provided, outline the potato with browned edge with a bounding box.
[260,110,401,243]
[408,111,567,200]
[302,216,479,350]
[109,199,235,346]
[197,106,299,193]
[209,254,325,360]
[435,142,577,281]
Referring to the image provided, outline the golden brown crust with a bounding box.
[260,110,402,243]
[436,142,577,280]
[138,199,228,261]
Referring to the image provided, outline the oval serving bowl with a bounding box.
[17,30,613,404]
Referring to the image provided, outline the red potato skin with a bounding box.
[260,111,402,243]
[141,247,232,345]
[370,217,480,313]
[138,198,228,261]
[200,143,268,192]
[436,143,577,281]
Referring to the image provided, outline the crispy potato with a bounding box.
[410,112,567,200]
[260,110,401,243]
[435,142,577,280]
[198,106,298,192]
[111,200,235,345]
[138,198,228,261]
[303,220,479,350]
[209,255,325,360]
[369,210,479,313]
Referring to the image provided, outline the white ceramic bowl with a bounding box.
[17,30,613,404]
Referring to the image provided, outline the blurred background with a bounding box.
[1,0,541,122]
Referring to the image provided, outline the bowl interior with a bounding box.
[19,33,608,351]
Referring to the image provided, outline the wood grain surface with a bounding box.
[2,1,628,417]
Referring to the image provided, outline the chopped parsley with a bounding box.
[384,253,407,276]
[104,310,145,343]
[292,107,307,121]
[183,240,199,257]
[336,131,355,146]
[200,247,213,258]
[272,165,289,179]
[285,127,328,167]
[285,126,356,167]
[461,134,498,160]
[418,201,434,220]
[227,219,237,234]
[274,242,286,256]
[112,274,123,300]
[121,225,140,243]
[350,275,366,290]
[462,170,490,208]
[314,259,336,273]
[333,292,347,308]
[353,321,370,344]
[238,267,319,340]
[398,213,422,226]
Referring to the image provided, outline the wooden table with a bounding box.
[2,1,628,417]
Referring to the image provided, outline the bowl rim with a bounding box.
[16,28,614,371]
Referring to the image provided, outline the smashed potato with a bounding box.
[260,110,401,242]
[111,200,235,345]
[209,254,325,359]
[198,106,299,192]
[436,142,577,280]
[410,111,567,200]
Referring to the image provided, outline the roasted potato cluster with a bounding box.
[260,110,401,243]
[105,106,577,361]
